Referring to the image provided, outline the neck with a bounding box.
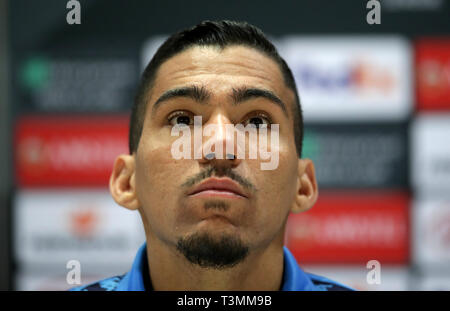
[144,233,285,291]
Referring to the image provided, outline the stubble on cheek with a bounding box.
[136,142,185,199]
[247,150,297,240]
[134,143,193,240]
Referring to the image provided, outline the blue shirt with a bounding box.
[71,243,354,291]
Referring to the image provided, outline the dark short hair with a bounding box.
[129,20,303,158]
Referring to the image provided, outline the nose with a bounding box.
[197,113,242,168]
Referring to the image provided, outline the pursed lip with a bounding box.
[187,177,248,199]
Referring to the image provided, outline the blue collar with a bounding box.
[116,242,317,291]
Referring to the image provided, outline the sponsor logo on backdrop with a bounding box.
[416,39,450,110]
[413,199,450,268]
[69,209,99,239]
[14,190,145,269]
[303,124,407,188]
[411,115,450,193]
[429,207,450,249]
[276,37,412,121]
[18,57,137,112]
[297,60,395,94]
[14,116,129,186]
[285,191,409,264]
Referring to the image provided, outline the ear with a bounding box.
[109,154,140,210]
[291,158,319,214]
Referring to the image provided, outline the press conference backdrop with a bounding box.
[5,0,450,290]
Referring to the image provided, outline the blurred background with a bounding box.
[1,0,450,290]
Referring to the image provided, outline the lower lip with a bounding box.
[189,190,246,199]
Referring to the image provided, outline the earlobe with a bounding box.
[291,158,319,214]
[109,154,140,211]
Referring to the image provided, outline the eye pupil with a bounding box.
[250,117,263,127]
[177,116,191,125]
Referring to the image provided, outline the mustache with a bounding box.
[181,166,256,193]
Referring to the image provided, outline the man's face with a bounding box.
[133,45,301,267]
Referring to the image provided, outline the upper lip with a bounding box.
[188,177,248,198]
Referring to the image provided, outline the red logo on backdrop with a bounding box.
[69,208,99,238]
[416,39,450,110]
[285,191,409,264]
[14,115,129,187]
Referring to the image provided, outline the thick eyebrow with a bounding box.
[151,85,288,118]
[151,85,211,115]
[230,87,288,117]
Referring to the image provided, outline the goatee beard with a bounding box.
[176,231,249,269]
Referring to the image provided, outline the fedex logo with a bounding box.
[276,37,412,121]
[297,61,395,94]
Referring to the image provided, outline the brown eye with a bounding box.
[242,113,271,128]
[168,111,194,126]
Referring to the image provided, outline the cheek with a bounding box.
[248,148,298,230]
[135,143,189,227]
[136,125,191,187]
[255,131,298,199]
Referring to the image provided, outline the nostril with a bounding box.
[203,153,236,160]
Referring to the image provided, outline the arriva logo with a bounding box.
[296,61,395,94]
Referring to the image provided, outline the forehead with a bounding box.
[150,45,291,101]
